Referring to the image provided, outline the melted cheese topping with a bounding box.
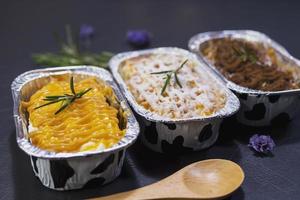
[119,53,226,119]
[23,76,126,153]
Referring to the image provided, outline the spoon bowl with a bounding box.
[93,159,244,200]
[182,159,244,198]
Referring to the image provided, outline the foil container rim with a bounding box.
[188,29,300,95]
[11,65,140,159]
[109,47,240,123]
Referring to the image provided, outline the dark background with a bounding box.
[1,0,300,199]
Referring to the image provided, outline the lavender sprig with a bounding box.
[126,30,151,48]
[80,24,95,41]
[80,24,95,49]
[248,134,275,154]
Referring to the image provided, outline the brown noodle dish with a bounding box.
[200,38,300,91]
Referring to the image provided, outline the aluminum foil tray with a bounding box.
[109,47,240,153]
[189,30,300,126]
[11,66,140,190]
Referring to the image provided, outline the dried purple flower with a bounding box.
[126,30,150,48]
[79,24,95,41]
[248,134,275,154]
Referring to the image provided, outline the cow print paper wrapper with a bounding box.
[11,66,139,190]
[189,30,300,126]
[109,47,240,153]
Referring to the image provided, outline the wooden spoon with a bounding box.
[93,159,244,200]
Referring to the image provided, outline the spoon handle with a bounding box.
[92,183,170,200]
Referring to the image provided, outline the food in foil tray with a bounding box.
[110,48,240,152]
[12,66,139,190]
[200,38,300,91]
[22,75,126,153]
[118,52,227,119]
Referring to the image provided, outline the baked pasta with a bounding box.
[22,75,126,153]
[200,38,300,91]
[118,53,226,119]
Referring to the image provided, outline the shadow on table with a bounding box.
[226,187,245,200]
[220,115,300,146]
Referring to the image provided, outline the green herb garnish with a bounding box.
[32,24,113,68]
[34,77,92,115]
[151,59,188,95]
[232,46,258,64]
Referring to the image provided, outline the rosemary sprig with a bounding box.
[34,77,92,115]
[32,51,113,68]
[32,25,114,68]
[151,59,188,95]
[232,46,258,64]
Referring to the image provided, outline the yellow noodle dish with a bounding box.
[22,75,126,153]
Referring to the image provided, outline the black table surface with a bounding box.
[2,0,300,199]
